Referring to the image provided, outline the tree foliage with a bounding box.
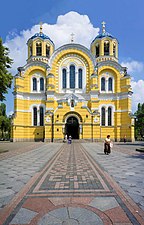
[134,103,144,139]
[0,103,11,140]
[0,37,13,101]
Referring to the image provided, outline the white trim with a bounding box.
[59,56,86,94]
[99,104,115,126]
[31,72,46,93]
[14,93,46,100]
[64,114,81,124]
[115,109,131,113]
[100,73,115,93]
[31,104,45,126]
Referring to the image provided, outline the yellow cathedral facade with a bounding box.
[11,22,135,142]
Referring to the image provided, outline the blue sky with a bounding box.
[0,0,144,114]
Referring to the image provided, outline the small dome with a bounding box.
[95,32,115,39]
[92,32,115,43]
[28,23,54,44]
[28,32,54,43]
[91,21,116,43]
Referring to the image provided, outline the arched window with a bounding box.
[40,107,44,126]
[71,99,75,107]
[96,43,99,57]
[101,107,105,126]
[108,77,113,91]
[33,107,37,126]
[36,42,42,56]
[40,77,44,91]
[101,77,105,91]
[33,78,37,91]
[62,69,67,89]
[30,45,32,57]
[46,44,50,57]
[78,69,82,89]
[70,65,75,88]
[108,107,112,126]
[104,41,109,56]
[113,43,116,57]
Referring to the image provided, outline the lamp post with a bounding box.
[46,110,54,142]
[91,114,94,142]
[91,111,100,142]
[51,113,54,142]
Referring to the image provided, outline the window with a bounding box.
[113,43,116,57]
[46,45,50,57]
[40,77,44,91]
[101,77,105,91]
[108,77,113,91]
[33,78,37,91]
[71,99,75,107]
[36,42,42,56]
[62,69,67,88]
[101,107,105,126]
[78,69,82,89]
[104,41,109,56]
[70,65,75,88]
[33,107,37,126]
[96,43,99,57]
[40,107,44,126]
[30,45,32,57]
[108,107,112,126]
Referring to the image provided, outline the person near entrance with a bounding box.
[68,135,72,144]
[104,135,113,154]
[63,134,67,143]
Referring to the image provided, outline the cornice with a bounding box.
[98,60,126,73]
[50,43,96,67]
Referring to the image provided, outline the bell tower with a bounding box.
[90,22,118,63]
[27,23,55,63]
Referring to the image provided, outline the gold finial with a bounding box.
[70,33,75,43]
[102,21,106,34]
[40,22,43,34]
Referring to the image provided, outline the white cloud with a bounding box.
[7,111,14,117]
[4,11,99,74]
[131,79,144,112]
[121,60,144,73]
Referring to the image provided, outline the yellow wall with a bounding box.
[12,35,134,142]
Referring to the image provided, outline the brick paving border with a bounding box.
[0,142,143,225]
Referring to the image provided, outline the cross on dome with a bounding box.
[71,33,75,42]
[40,22,43,34]
[102,21,106,34]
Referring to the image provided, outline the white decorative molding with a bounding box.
[100,72,115,93]
[115,109,131,113]
[50,43,96,67]
[58,55,87,93]
[14,93,46,101]
[99,104,115,126]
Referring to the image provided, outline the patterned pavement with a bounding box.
[0,142,144,225]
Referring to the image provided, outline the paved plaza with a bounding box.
[0,141,144,225]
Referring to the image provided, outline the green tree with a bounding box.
[0,37,13,101]
[134,103,144,139]
[0,103,11,140]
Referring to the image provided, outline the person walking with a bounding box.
[124,135,126,143]
[68,135,72,144]
[104,135,112,155]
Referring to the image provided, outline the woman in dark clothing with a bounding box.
[104,135,111,154]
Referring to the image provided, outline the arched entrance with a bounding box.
[65,116,79,139]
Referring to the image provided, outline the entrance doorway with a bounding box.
[65,116,79,139]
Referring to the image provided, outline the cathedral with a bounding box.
[11,22,135,142]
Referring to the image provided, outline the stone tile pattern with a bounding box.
[37,207,104,225]
[0,143,62,210]
[40,144,103,191]
[82,142,144,211]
